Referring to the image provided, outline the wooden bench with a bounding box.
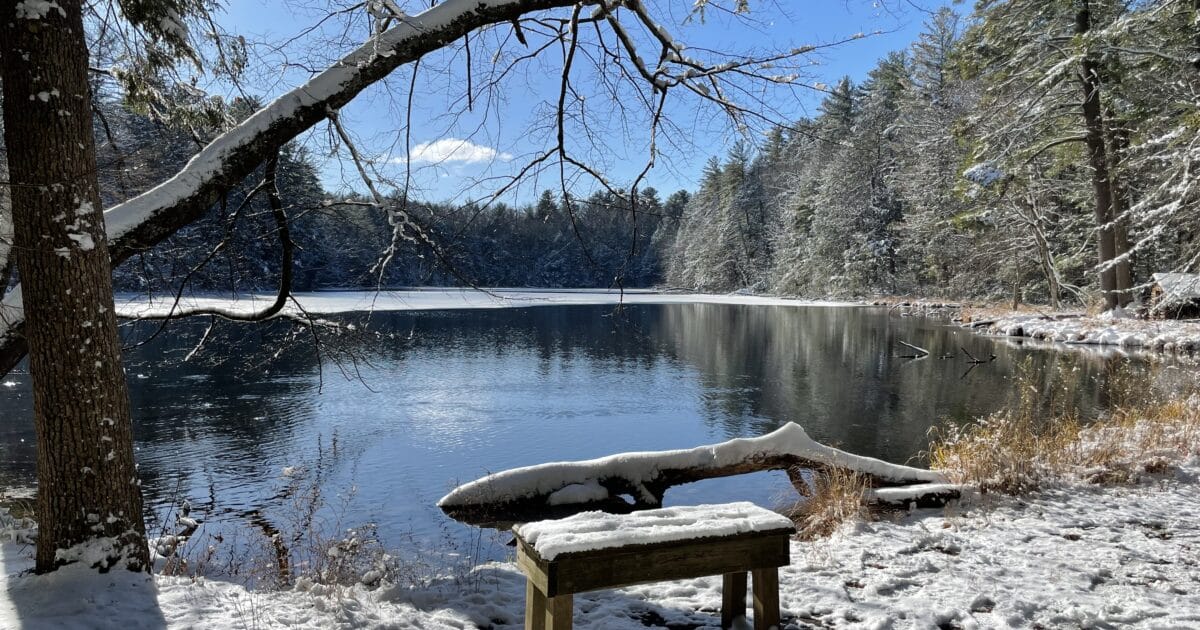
[513,502,795,630]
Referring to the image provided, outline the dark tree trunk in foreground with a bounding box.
[0,0,149,572]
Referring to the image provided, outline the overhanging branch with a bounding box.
[0,0,590,377]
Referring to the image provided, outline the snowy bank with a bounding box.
[3,461,1198,628]
[113,288,857,319]
[975,311,1200,353]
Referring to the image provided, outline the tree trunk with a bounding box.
[1105,118,1134,304]
[0,0,149,573]
[1011,249,1021,310]
[1018,196,1062,310]
[1076,0,1120,310]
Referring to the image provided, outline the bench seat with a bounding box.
[513,502,795,630]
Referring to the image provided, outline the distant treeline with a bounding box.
[89,101,688,293]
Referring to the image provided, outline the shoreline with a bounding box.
[2,460,1196,628]
[874,297,1200,356]
[112,288,859,319]
[113,287,1200,358]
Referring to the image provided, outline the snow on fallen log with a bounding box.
[438,422,949,526]
[866,483,967,509]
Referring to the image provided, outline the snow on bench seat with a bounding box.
[514,501,794,561]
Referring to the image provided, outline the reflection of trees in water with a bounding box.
[122,306,677,508]
[120,319,324,511]
[327,305,670,372]
[5,304,1164,523]
[658,304,1153,463]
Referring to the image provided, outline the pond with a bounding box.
[0,293,1173,565]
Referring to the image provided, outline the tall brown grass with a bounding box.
[788,362,1200,537]
[784,467,871,540]
[929,383,1200,494]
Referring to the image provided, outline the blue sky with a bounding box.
[214,1,955,205]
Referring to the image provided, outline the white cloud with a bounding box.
[396,138,513,165]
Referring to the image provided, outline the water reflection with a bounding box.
[0,303,1168,557]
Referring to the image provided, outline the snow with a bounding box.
[158,10,188,40]
[66,232,95,250]
[963,161,1006,187]
[979,311,1200,352]
[515,502,794,561]
[53,535,139,571]
[113,288,856,320]
[439,422,946,508]
[1152,272,1200,305]
[866,483,968,506]
[13,0,64,20]
[2,463,1197,628]
[546,481,610,506]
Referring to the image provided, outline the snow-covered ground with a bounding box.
[3,460,1197,629]
[112,288,856,319]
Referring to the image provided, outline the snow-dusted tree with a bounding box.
[891,9,977,295]
[808,55,906,293]
[961,0,1136,308]
[768,119,823,294]
[1100,0,1200,285]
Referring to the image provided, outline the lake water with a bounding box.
[0,297,1170,565]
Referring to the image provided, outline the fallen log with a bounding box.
[438,423,956,527]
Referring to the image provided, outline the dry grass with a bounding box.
[784,363,1199,537]
[929,390,1200,494]
[784,467,871,540]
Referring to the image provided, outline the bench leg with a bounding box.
[752,567,780,630]
[525,580,547,630]
[545,594,573,630]
[721,571,748,628]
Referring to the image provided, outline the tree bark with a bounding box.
[1076,0,1121,310]
[0,0,149,572]
[1105,118,1134,303]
